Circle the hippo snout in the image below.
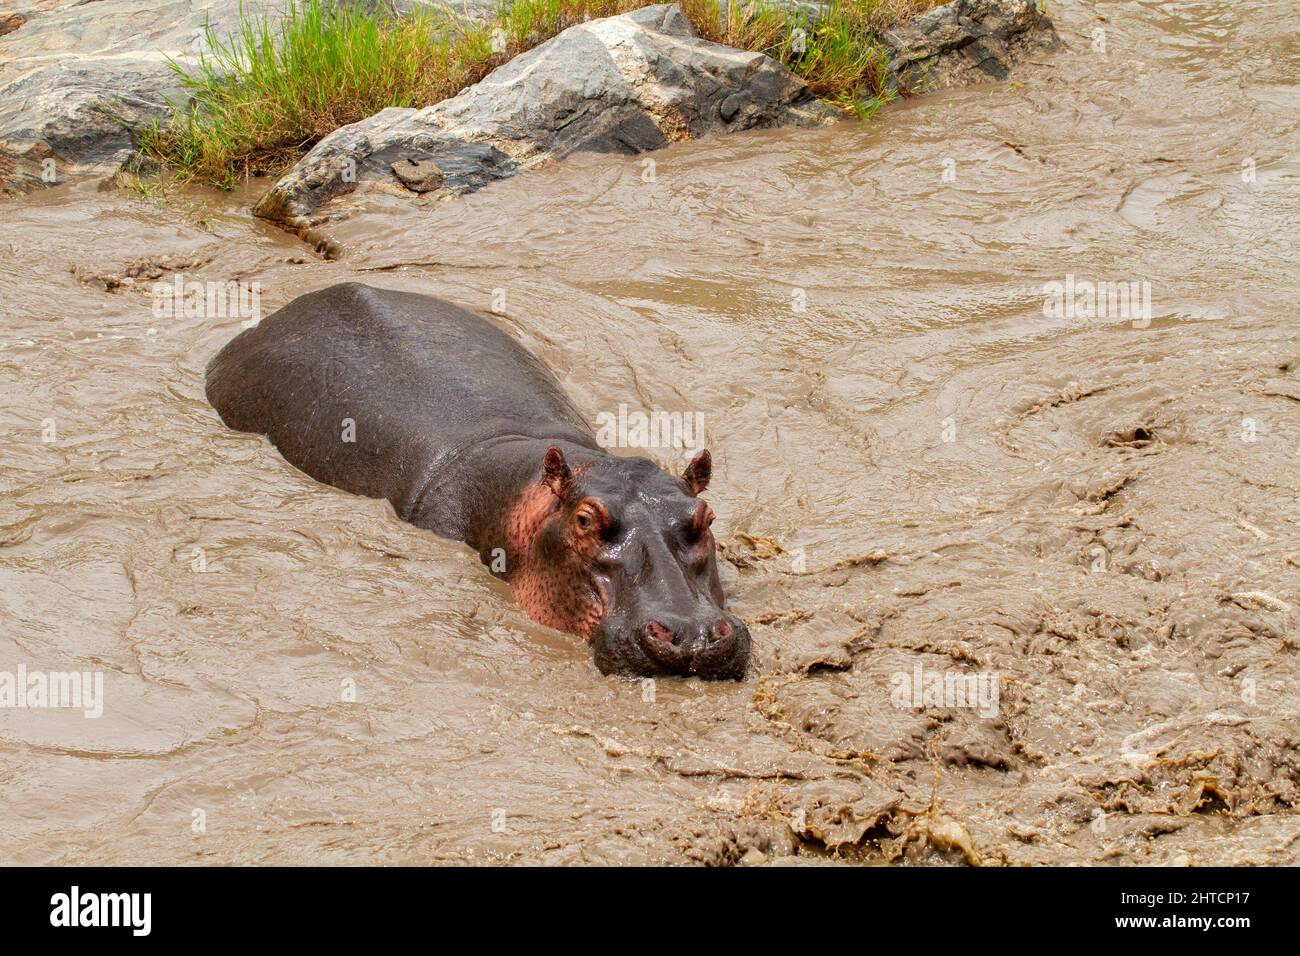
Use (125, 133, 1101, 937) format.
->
(590, 606, 750, 679)
(636, 613, 751, 679)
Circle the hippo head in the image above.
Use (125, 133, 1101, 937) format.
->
(505, 446, 751, 679)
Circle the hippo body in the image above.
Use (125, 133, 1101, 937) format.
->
(208, 282, 596, 542)
(206, 282, 750, 678)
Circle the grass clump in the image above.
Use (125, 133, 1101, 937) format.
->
(140, 0, 940, 189)
(682, 0, 922, 116)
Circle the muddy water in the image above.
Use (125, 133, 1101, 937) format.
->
(2, 0, 1297, 864)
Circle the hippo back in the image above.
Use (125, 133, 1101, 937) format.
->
(205, 282, 596, 517)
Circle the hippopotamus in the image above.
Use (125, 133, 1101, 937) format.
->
(205, 282, 751, 678)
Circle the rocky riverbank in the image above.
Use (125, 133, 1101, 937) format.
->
(0, 0, 1057, 201)
(0, 0, 476, 190)
(255, 1, 1057, 233)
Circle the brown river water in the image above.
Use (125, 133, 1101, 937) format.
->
(1, 0, 1297, 864)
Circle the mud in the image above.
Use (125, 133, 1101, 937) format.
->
(1, 0, 1297, 864)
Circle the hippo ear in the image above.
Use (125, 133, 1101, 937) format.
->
(543, 446, 574, 500)
(681, 449, 712, 496)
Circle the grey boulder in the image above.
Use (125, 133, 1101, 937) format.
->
(253, 4, 835, 229)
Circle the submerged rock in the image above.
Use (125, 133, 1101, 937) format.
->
(253, 4, 834, 229)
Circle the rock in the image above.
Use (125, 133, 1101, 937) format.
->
(745, 0, 1055, 91)
(390, 158, 446, 192)
(0, 0, 282, 192)
(253, 4, 834, 229)
(882, 0, 1059, 91)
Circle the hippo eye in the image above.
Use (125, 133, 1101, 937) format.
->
(686, 503, 715, 540)
(572, 499, 611, 538)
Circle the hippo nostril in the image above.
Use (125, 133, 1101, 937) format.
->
(646, 620, 675, 644)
